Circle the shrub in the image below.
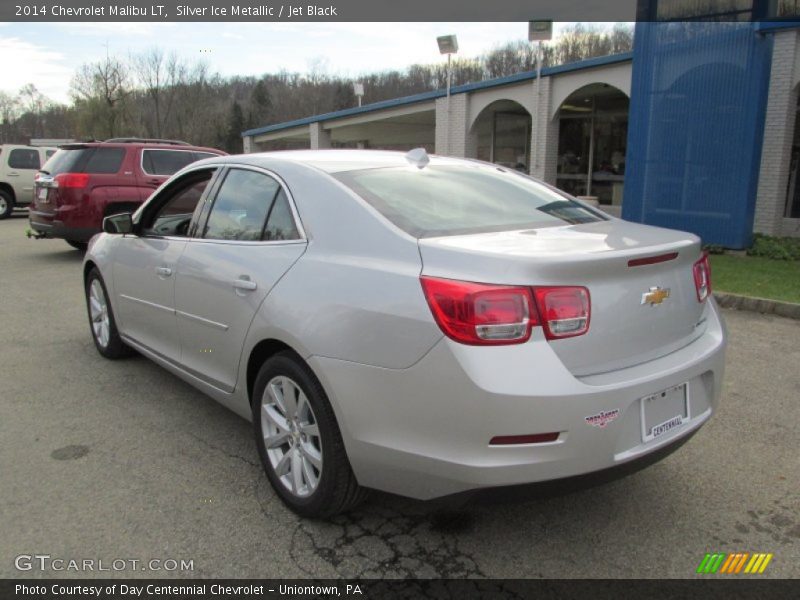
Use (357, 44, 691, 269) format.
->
(747, 234, 800, 261)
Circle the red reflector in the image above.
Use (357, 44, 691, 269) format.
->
(490, 432, 560, 445)
(628, 252, 679, 267)
(420, 276, 537, 345)
(55, 172, 90, 188)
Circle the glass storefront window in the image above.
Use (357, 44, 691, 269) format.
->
(556, 85, 629, 206)
(473, 101, 532, 173)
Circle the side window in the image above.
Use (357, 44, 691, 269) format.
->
(45, 150, 56, 160)
(203, 169, 280, 241)
(142, 150, 198, 176)
(264, 189, 300, 241)
(84, 148, 125, 174)
(8, 149, 40, 170)
(142, 170, 215, 237)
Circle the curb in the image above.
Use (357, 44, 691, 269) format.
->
(714, 292, 800, 320)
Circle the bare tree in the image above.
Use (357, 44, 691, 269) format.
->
(71, 55, 129, 138)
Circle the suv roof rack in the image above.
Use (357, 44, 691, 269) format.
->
(103, 138, 192, 146)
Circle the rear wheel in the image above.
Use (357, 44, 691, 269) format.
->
(253, 352, 366, 517)
(67, 240, 88, 251)
(85, 268, 133, 359)
(0, 190, 13, 219)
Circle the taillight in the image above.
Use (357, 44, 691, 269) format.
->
(55, 173, 89, 188)
(420, 277, 592, 345)
(532, 287, 591, 339)
(420, 276, 536, 345)
(693, 254, 712, 302)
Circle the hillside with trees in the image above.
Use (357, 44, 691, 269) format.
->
(0, 24, 633, 153)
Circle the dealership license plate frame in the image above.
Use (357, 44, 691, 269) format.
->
(640, 382, 690, 443)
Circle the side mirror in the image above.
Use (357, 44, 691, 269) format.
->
(103, 212, 134, 235)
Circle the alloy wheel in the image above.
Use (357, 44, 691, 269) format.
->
(89, 279, 111, 348)
(261, 375, 323, 498)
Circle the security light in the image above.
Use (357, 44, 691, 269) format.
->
(528, 21, 553, 42)
(437, 35, 458, 55)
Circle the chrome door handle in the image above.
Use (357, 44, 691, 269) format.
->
(232, 278, 257, 291)
(155, 266, 173, 277)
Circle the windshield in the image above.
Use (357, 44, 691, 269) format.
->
(334, 164, 605, 238)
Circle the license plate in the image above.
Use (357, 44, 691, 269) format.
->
(37, 187, 48, 202)
(640, 383, 689, 442)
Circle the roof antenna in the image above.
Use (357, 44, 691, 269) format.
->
(405, 148, 430, 169)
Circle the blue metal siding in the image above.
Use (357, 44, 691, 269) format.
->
(622, 22, 773, 248)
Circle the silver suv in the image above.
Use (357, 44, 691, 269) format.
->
(0, 145, 57, 219)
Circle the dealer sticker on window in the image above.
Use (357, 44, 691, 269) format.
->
(640, 383, 689, 443)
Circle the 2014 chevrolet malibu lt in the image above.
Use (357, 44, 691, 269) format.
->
(83, 150, 726, 517)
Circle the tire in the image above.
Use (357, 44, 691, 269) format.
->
(67, 240, 88, 251)
(253, 351, 367, 517)
(0, 190, 13, 219)
(85, 268, 134, 359)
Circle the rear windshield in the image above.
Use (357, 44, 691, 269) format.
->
(333, 165, 605, 238)
(41, 147, 125, 175)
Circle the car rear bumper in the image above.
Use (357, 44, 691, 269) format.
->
(310, 299, 726, 500)
(29, 210, 98, 242)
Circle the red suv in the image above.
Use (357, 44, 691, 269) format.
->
(29, 138, 226, 249)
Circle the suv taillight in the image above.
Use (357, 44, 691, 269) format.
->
(420, 277, 591, 345)
(693, 254, 712, 302)
(54, 173, 89, 189)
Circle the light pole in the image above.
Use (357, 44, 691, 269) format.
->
(528, 21, 552, 175)
(437, 34, 458, 155)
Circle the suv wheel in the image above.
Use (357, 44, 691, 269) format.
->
(67, 240, 88, 251)
(85, 268, 133, 359)
(253, 352, 366, 517)
(0, 190, 13, 219)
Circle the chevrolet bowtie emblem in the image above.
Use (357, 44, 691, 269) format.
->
(641, 286, 670, 306)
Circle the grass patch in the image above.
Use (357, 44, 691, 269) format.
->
(710, 255, 800, 304)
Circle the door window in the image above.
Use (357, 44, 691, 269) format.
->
(141, 170, 216, 237)
(142, 149, 213, 176)
(264, 189, 300, 241)
(8, 149, 40, 170)
(203, 169, 286, 241)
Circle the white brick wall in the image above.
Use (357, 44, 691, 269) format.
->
(528, 77, 558, 184)
(435, 94, 469, 156)
(754, 30, 798, 236)
(242, 136, 253, 153)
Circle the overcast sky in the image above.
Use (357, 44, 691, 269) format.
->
(0, 22, 622, 104)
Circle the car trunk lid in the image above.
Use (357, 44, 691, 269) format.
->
(418, 219, 708, 376)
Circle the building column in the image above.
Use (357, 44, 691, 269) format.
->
(530, 77, 557, 184)
(754, 29, 798, 236)
(435, 94, 469, 156)
(309, 122, 331, 149)
(242, 135, 253, 153)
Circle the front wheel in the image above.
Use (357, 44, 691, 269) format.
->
(253, 352, 366, 517)
(85, 268, 133, 359)
(0, 190, 13, 219)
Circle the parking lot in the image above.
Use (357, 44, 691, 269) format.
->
(1, 214, 798, 579)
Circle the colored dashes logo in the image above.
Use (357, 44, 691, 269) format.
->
(696, 552, 773, 574)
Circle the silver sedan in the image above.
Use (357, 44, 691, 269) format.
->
(83, 150, 726, 517)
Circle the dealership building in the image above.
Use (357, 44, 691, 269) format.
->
(243, 20, 800, 248)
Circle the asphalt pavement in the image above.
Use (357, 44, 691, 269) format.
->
(1, 214, 798, 579)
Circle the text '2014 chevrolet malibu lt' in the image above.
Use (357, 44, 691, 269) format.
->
(83, 149, 725, 517)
